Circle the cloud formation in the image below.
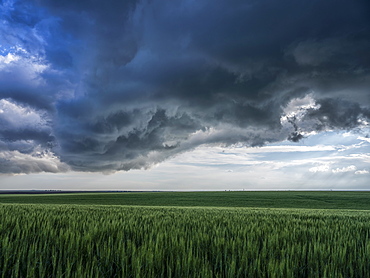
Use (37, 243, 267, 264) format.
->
(0, 0, 369, 173)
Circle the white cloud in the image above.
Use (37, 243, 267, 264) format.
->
(0, 99, 49, 129)
(0, 46, 49, 84)
(0, 53, 20, 65)
(247, 145, 336, 153)
(282, 94, 319, 117)
(309, 164, 330, 173)
(332, 165, 357, 173)
(358, 136, 370, 143)
(280, 94, 321, 135)
(0, 148, 70, 174)
(336, 143, 365, 152)
(349, 153, 370, 163)
(355, 170, 369, 175)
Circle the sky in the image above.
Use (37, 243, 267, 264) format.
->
(0, 0, 369, 190)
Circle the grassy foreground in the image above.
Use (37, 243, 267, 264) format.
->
(1, 191, 370, 209)
(1, 192, 369, 277)
(1, 204, 369, 277)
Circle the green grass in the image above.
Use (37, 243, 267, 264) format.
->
(1, 192, 369, 277)
(1, 191, 370, 210)
(0, 204, 369, 277)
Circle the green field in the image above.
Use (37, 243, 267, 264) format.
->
(1, 191, 370, 209)
(1, 191, 370, 277)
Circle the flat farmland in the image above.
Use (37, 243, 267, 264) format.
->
(1, 191, 370, 209)
(0, 191, 369, 277)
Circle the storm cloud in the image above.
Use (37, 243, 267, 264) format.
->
(0, 0, 369, 173)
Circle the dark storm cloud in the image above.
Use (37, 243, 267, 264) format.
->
(305, 98, 370, 131)
(0, 0, 370, 173)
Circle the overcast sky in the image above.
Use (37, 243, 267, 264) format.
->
(0, 0, 369, 190)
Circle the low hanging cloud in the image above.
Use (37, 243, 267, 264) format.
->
(332, 165, 357, 174)
(0, 0, 370, 174)
(355, 170, 369, 175)
(0, 149, 70, 174)
(309, 164, 330, 173)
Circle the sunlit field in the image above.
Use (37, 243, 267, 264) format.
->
(1, 192, 370, 277)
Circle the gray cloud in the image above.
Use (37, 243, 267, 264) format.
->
(0, 0, 369, 173)
(0, 149, 69, 174)
(305, 98, 370, 131)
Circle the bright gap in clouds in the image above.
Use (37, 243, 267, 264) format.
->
(2, 129, 369, 191)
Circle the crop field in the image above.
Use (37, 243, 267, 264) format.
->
(0, 192, 370, 277)
(1, 191, 370, 209)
